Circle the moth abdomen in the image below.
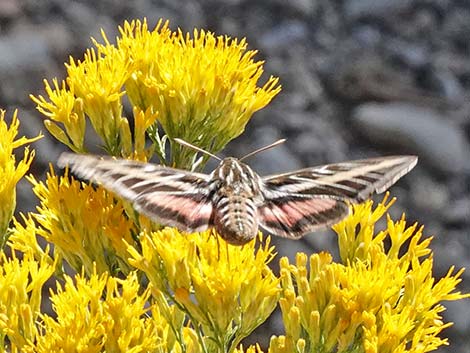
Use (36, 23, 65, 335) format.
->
(214, 196, 259, 245)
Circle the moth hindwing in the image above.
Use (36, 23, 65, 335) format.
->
(58, 150, 417, 245)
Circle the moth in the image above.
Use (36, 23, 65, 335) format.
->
(58, 139, 417, 245)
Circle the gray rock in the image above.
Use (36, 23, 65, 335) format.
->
(408, 170, 450, 213)
(385, 38, 430, 69)
(0, 25, 59, 105)
(285, 0, 318, 16)
(0, 28, 51, 74)
(352, 25, 382, 47)
(60, 2, 116, 45)
(352, 103, 470, 174)
(259, 21, 309, 51)
(445, 300, 470, 333)
(236, 126, 303, 175)
(443, 197, 470, 226)
(432, 69, 466, 105)
(267, 0, 318, 17)
(344, 0, 413, 21)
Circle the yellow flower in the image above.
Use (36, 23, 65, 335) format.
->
(273, 196, 469, 353)
(30, 44, 138, 157)
(26, 167, 138, 276)
(30, 78, 86, 152)
(31, 19, 280, 168)
(127, 229, 280, 352)
(8, 214, 54, 266)
(0, 110, 41, 247)
(121, 19, 281, 167)
(0, 252, 55, 352)
(29, 270, 163, 353)
(66, 43, 131, 155)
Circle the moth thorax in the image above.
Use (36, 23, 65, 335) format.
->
(214, 196, 259, 246)
(216, 158, 259, 186)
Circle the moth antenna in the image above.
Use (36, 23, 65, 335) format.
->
(240, 139, 286, 161)
(173, 138, 222, 161)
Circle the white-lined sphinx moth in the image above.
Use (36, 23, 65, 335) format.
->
(58, 139, 417, 245)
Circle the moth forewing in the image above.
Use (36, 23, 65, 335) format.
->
(58, 152, 215, 233)
(258, 155, 417, 239)
(366, 156, 418, 193)
(262, 155, 417, 202)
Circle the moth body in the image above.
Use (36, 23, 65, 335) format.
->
(210, 157, 263, 245)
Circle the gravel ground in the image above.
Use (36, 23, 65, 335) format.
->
(0, 1, 469, 352)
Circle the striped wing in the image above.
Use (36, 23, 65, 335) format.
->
(58, 153, 214, 232)
(259, 155, 417, 238)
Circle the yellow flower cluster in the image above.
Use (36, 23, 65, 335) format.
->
(120, 20, 281, 167)
(12, 168, 138, 276)
(128, 229, 280, 352)
(0, 110, 41, 247)
(11, 198, 280, 352)
(270, 196, 469, 353)
(0, 252, 54, 352)
(30, 271, 163, 352)
(31, 19, 280, 168)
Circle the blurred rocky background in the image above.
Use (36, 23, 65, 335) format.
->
(0, 0, 468, 351)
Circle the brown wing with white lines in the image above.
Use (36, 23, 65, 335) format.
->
(58, 153, 214, 232)
(258, 156, 417, 238)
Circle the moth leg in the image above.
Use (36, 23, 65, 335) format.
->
(209, 228, 222, 261)
(225, 241, 230, 268)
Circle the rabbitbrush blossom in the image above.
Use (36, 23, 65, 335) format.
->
(0, 110, 41, 248)
(270, 196, 468, 353)
(127, 229, 280, 352)
(31, 18, 281, 168)
(0, 252, 55, 352)
(0, 18, 466, 353)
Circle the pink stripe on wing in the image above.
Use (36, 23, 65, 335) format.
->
(260, 198, 338, 227)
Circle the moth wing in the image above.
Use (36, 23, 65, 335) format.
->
(58, 153, 214, 232)
(263, 155, 417, 202)
(258, 195, 349, 238)
(132, 191, 214, 232)
(259, 155, 417, 238)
